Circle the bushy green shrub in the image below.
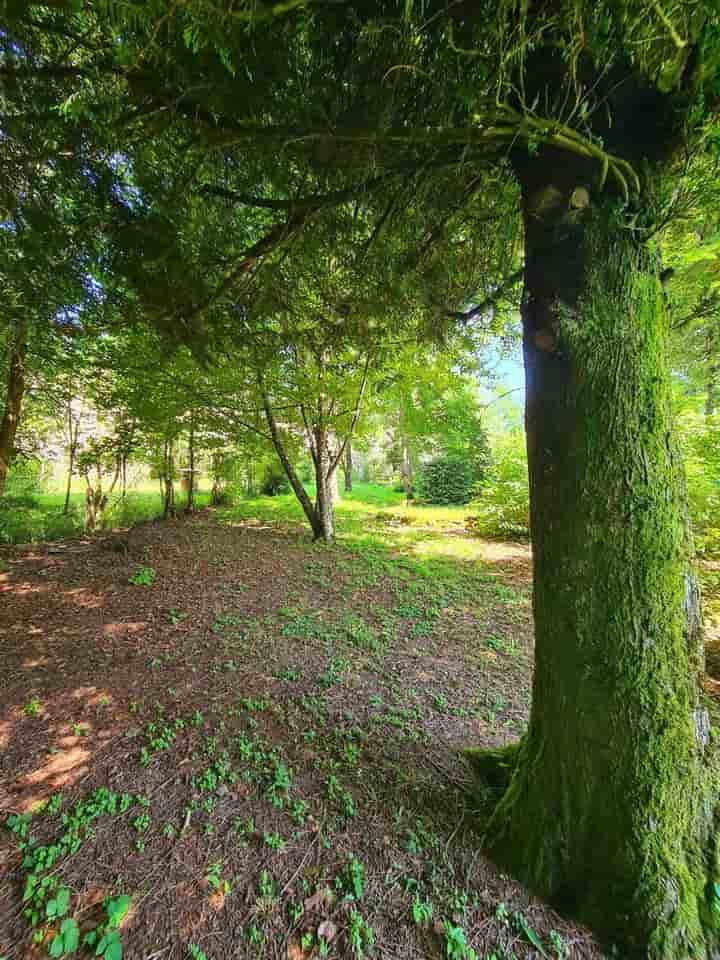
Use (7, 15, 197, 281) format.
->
(416, 455, 476, 504)
(4, 459, 44, 498)
(261, 460, 290, 496)
(675, 399, 720, 555)
(467, 429, 529, 539)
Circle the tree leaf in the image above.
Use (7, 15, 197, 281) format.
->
(106, 894, 131, 928)
(56, 888, 71, 917)
(60, 917, 80, 952)
(104, 937, 123, 960)
(49, 935, 64, 958)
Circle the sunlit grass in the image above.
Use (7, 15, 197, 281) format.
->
(0, 488, 211, 544)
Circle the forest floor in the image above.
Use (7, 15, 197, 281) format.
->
(0, 485, 608, 960)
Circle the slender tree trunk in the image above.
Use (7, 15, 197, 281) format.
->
(120, 455, 127, 500)
(706, 325, 719, 417)
(260, 387, 326, 540)
(0, 319, 28, 497)
(163, 439, 176, 519)
(211, 452, 223, 505)
(84, 485, 98, 532)
(186, 416, 195, 512)
(478, 179, 717, 957)
(64, 405, 80, 516)
(343, 441, 353, 492)
(399, 433, 413, 495)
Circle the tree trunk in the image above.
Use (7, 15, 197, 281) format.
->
(343, 441, 353, 492)
(64, 405, 80, 516)
(211, 452, 223, 505)
(163, 439, 176, 519)
(399, 434, 413, 495)
(84, 483, 107, 533)
(0, 319, 28, 497)
(480, 179, 718, 958)
(313, 453, 335, 544)
(706, 325, 719, 417)
(260, 387, 327, 541)
(186, 416, 195, 512)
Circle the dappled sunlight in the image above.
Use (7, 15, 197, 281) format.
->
(61, 588, 105, 610)
(20, 745, 92, 806)
(103, 621, 147, 639)
(22, 656, 50, 669)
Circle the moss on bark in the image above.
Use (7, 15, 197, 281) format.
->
(482, 190, 720, 959)
(464, 742, 521, 792)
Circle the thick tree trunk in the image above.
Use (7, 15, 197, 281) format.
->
(0, 319, 28, 497)
(313, 456, 335, 544)
(312, 428, 335, 543)
(481, 183, 718, 958)
(342, 441, 353, 492)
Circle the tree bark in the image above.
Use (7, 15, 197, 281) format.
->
(186, 415, 195, 512)
(64, 403, 80, 515)
(260, 386, 327, 540)
(706, 325, 719, 417)
(480, 177, 718, 958)
(342, 440, 353, 492)
(0, 319, 28, 497)
(313, 429, 335, 543)
(163, 438, 176, 519)
(399, 433, 413, 495)
(211, 451, 224, 505)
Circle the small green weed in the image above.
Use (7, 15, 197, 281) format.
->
(129, 566, 155, 586)
(23, 697, 41, 718)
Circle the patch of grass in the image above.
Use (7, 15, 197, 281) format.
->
(0, 488, 212, 544)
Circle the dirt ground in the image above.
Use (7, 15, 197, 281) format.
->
(0, 511, 604, 960)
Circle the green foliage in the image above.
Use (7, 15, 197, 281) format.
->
(442, 920, 477, 960)
(49, 918, 80, 957)
(467, 429, 529, 539)
(23, 697, 42, 718)
(83, 895, 132, 960)
(260, 460, 290, 496)
(410, 895, 433, 926)
(4, 460, 45, 498)
(416, 456, 477, 505)
(129, 566, 156, 586)
(347, 908, 374, 958)
(675, 393, 720, 554)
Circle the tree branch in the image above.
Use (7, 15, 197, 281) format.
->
(447, 269, 523, 323)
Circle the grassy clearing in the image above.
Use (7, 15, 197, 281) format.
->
(0, 488, 212, 545)
(0, 486, 599, 960)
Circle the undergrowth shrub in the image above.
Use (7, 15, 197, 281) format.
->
(416, 455, 476, 505)
(261, 460, 290, 496)
(467, 429, 529, 539)
(675, 398, 720, 555)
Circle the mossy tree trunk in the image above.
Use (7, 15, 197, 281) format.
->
(0, 318, 28, 497)
(484, 167, 719, 958)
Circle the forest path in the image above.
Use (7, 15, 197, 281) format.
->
(0, 506, 602, 960)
